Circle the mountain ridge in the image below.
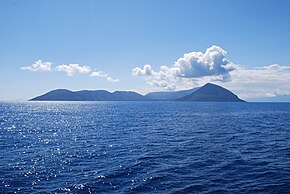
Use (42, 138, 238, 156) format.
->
(30, 83, 245, 102)
(145, 87, 199, 100)
(30, 89, 149, 101)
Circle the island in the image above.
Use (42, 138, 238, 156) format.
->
(30, 83, 245, 102)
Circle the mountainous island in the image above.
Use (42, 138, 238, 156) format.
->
(30, 83, 245, 102)
(177, 83, 244, 102)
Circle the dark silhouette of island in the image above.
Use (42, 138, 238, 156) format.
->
(30, 83, 245, 102)
(177, 83, 244, 102)
(145, 87, 199, 100)
(30, 89, 149, 101)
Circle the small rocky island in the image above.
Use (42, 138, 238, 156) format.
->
(30, 83, 245, 102)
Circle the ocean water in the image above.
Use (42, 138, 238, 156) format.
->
(0, 102, 289, 193)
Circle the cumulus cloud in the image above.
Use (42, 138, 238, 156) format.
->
(132, 45, 237, 90)
(106, 76, 120, 83)
(173, 45, 237, 78)
(21, 60, 52, 72)
(132, 64, 153, 76)
(90, 71, 107, 78)
(55, 64, 91, 76)
(256, 64, 290, 70)
(90, 71, 120, 83)
(90, 71, 119, 83)
(21, 60, 120, 83)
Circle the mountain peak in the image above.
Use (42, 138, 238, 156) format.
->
(204, 83, 215, 86)
(177, 83, 244, 102)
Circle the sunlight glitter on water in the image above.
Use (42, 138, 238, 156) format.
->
(0, 102, 290, 193)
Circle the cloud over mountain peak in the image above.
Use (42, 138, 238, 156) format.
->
(132, 45, 237, 90)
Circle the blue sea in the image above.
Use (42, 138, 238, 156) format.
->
(0, 102, 289, 193)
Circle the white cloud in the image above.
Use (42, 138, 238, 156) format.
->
(173, 45, 237, 78)
(132, 64, 180, 90)
(21, 60, 52, 72)
(55, 64, 91, 76)
(90, 71, 119, 83)
(90, 71, 107, 78)
(106, 76, 120, 83)
(132, 45, 237, 90)
(222, 65, 290, 99)
(132, 64, 153, 76)
(256, 64, 290, 70)
(21, 60, 120, 83)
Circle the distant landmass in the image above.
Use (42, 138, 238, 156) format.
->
(145, 88, 199, 100)
(177, 83, 245, 102)
(30, 89, 149, 101)
(30, 83, 245, 102)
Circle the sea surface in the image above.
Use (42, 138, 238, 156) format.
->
(0, 102, 289, 193)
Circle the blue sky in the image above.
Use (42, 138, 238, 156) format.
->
(1, 0, 290, 100)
